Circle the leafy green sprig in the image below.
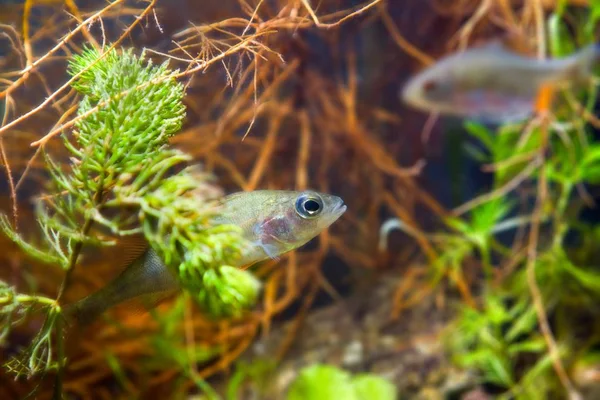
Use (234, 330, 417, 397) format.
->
(0, 46, 260, 385)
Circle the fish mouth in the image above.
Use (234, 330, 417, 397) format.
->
(332, 200, 347, 217)
(401, 85, 431, 111)
(400, 78, 421, 104)
(400, 82, 413, 103)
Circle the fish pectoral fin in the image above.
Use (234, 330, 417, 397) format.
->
(256, 241, 281, 261)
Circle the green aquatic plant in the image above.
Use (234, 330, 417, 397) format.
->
(0, 46, 259, 392)
(145, 296, 223, 399)
(441, 198, 515, 278)
(351, 374, 398, 400)
(447, 293, 553, 399)
(439, 5, 600, 399)
(286, 364, 397, 400)
(226, 358, 278, 399)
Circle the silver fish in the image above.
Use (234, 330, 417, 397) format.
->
(401, 42, 599, 123)
(67, 190, 346, 324)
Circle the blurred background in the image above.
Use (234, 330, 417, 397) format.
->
(1, 0, 599, 399)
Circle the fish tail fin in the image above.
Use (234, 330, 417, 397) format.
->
(572, 43, 600, 80)
(584, 42, 600, 65)
(593, 42, 600, 69)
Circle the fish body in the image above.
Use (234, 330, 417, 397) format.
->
(401, 42, 599, 122)
(67, 190, 346, 324)
(67, 249, 180, 325)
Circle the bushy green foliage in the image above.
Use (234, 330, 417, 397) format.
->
(145, 297, 223, 399)
(286, 364, 397, 400)
(226, 358, 278, 399)
(0, 46, 259, 387)
(447, 294, 553, 399)
(195, 265, 262, 318)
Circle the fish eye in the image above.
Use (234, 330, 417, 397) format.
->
(423, 80, 438, 92)
(295, 194, 323, 219)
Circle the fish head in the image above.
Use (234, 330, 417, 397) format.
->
(288, 190, 347, 242)
(400, 46, 503, 115)
(400, 64, 456, 113)
(400, 44, 539, 121)
(248, 190, 346, 258)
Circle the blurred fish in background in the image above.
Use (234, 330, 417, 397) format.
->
(401, 42, 600, 122)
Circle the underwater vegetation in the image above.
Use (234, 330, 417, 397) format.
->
(287, 364, 397, 400)
(0, 42, 345, 396)
(1, 43, 255, 388)
(1, 0, 600, 399)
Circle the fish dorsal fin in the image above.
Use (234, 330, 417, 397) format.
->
(69, 234, 149, 300)
(112, 234, 149, 271)
(478, 39, 507, 53)
(478, 38, 536, 58)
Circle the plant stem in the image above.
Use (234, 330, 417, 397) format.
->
(55, 182, 104, 304)
(0, 294, 55, 306)
(480, 245, 493, 280)
(51, 215, 92, 400)
(52, 315, 65, 400)
(52, 183, 104, 400)
(54, 216, 94, 304)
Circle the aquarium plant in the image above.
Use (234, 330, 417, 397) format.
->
(436, 5, 600, 400)
(0, 46, 260, 394)
(287, 364, 397, 400)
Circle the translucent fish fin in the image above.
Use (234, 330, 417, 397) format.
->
(140, 289, 179, 311)
(118, 289, 180, 318)
(82, 234, 149, 278)
(480, 39, 505, 51)
(571, 43, 600, 82)
(113, 234, 149, 270)
(66, 288, 179, 326)
(256, 241, 281, 261)
(475, 39, 512, 55)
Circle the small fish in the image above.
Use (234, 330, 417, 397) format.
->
(401, 42, 600, 123)
(66, 190, 346, 324)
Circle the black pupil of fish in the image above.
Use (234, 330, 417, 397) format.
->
(423, 80, 437, 92)
(303, 199, 320, 213)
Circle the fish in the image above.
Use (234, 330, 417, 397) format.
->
(65, 190, 346, 324)
(400, 42, 600, 123)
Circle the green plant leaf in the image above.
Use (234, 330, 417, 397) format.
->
(505, 303, 538, 343)
(351, 374, 397, 400)
(287, 364, 357, 400)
